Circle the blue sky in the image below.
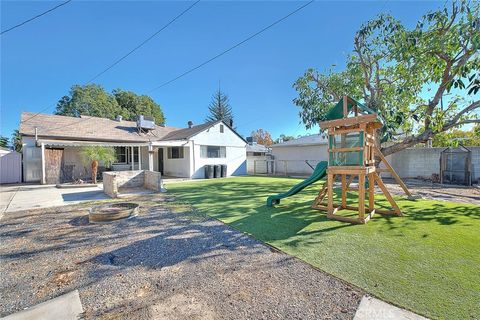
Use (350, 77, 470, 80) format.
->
(1, 0, 446, 140)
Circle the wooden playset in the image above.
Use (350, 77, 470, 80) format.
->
(311, 96, 411, 224)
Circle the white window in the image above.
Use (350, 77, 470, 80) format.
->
(168, 147, 184, 159)
(200, 146, 226, 158)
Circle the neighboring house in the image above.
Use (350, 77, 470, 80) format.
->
(19, 113, 247, 184)
(246, 143, 271, 174)
(270, 134, 328, 175)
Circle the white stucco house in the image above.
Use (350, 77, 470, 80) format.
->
(270, 134, 328, 175)
(19, 112, 247, 184)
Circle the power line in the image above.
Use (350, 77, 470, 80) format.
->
(1, 0, 73, 36)
(20, 0, 200, 126)
(149, 0, 315, 92)
(86, 0, 201, 84)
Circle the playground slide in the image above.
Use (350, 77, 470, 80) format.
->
(266, 161, 328, 207)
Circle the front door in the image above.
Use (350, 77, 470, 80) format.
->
(158, 148, 164, 174)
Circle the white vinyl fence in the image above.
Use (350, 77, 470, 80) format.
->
(0, 150, 22, 184)
(252, 159, 321, 176)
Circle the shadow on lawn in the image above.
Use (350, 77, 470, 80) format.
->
(171, 179, 480, 238)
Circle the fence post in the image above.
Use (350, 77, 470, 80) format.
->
(254, 160, 257, 175)
(284, 160, 288, 176)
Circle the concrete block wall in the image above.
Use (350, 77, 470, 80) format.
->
(103, 170, 162, 197)
(102, 172, 118, 198)
(144, 171, 162, 191)
(381, 146, 480, 183)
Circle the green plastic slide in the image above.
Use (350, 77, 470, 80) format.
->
(266, 161, 328, 207)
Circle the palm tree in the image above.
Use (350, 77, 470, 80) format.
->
(11, 130, 22, 152)
(81, 146, 116, 183)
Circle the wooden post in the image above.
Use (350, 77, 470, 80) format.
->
(341, 174, 347, 208)
(343, 95, 348, 118)
(358, 173, 365, 221)
(327, 173, 334, 215)
(368, 172, 374, 211)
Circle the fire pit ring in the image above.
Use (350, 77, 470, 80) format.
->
(89, 202, 139, 223)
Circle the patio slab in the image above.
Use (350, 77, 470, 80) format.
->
(354, 296, 428, 320)
(1, 290, 83, 320)
(1, 184, 108, 214)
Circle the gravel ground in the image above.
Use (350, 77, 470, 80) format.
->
(0, 194, 363, 319)
(383, 178, 480, 205)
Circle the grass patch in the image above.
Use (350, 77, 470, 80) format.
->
(167, 176, 480, 319)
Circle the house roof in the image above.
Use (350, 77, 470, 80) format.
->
(271, 134, 328, 148)
(162, 120, 247, 143)
(246, 143, 271, 153)
(19, 113, 247, 144)
(19, 112, 180, 142)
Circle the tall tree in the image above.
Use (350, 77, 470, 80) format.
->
(113, 89, 166, 125)
(55, 84, 166, 125)
(293, 0, 479, 157)
(0, 136, 9, 148)
(251, 129, 274, 146)
(55, 84, 122, 119)
(11, 130, 22, 152)
(205, 89, 234, 123)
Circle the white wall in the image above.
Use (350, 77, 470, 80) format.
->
(271, 144, 328, 175)
(163, 146, 191, 178)
(190, 122, 246, 178)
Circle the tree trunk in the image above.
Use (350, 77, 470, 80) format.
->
(380, 129, 433, 157)
(91, 160, 98, 184)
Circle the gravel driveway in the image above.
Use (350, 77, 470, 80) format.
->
(0, 195, 363, 319)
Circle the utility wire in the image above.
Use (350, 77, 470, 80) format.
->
(86, 0, 200, 84)
(149, 0, 314, 92)
(1, 0, 73, 36)
(20, 0, 200, 126)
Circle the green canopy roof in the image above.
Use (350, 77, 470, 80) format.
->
(324, 96, 377, 121)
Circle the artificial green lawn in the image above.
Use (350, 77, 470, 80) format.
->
(167, 176, 480, 319)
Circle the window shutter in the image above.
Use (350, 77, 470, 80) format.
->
(220, 147, 226, 158)
(179, 147, 184, 158)
(200, 146, 207, 158)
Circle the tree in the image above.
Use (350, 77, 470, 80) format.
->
(275, 134, 295, 144)
(113, 89, 165, 125)
(11, 130, 22, 152)
(251, 129, 274, 146)
(293, 0, 479, 157)
(80, 146, 116, 184)
(205, 89, 234, 123)
(432, 128, 480, 147)
(55, 84, 122, 119)
(0, 136, 8, 148)
(55, 84, 166, 125)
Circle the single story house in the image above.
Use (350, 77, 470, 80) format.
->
(270, 134, 328, 175)
(19, 113, 247, 184)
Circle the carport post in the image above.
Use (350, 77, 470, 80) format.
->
(148, 144, 153, 171)
(41, 143, 46, 184)
(138, 146, 141, 170)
